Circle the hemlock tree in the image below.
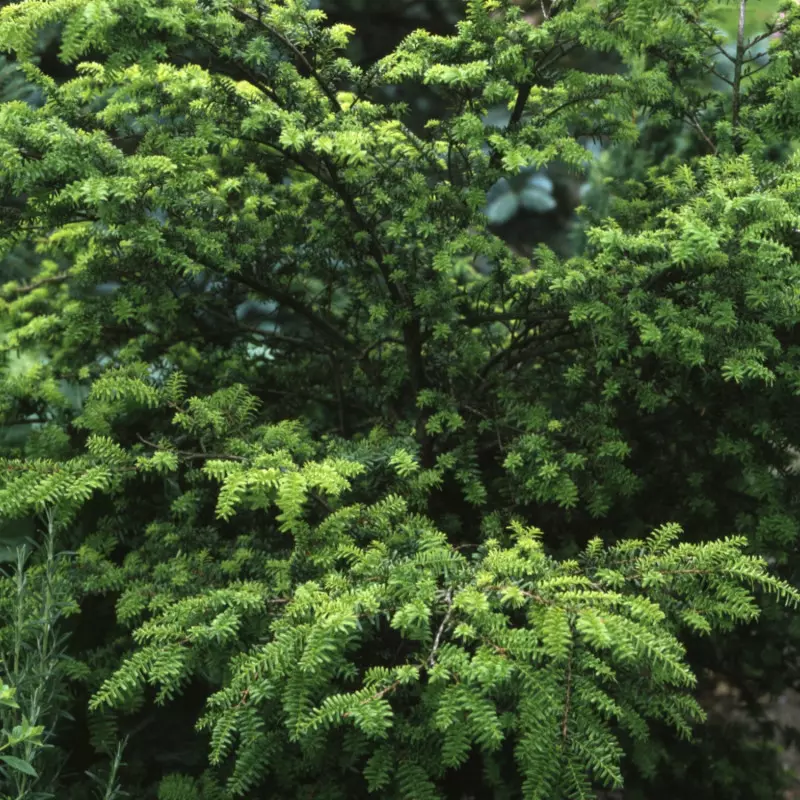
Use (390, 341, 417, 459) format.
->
(1, 0, 800, 798)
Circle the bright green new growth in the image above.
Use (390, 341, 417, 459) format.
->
(1, 0, 800, 797)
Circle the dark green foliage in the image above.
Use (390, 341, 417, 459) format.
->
(1, 0, 800, 797)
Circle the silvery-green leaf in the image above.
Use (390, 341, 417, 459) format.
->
(519, 186, 557, 213)
(485, 192, 519, 225)
(525, 173, 554, 193)
(485, 177, 512, 205)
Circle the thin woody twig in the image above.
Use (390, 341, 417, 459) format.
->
(341, 680, 402, 718)
(684, 111, 718, 155)
(562, 653, 573, 741)
(1, 274, 69, 299)
(136, 434, 249, 462)
(230, 5, 342, 112)
(731, 0, 747, 136)
(136, 435, 335, 511)
(708, 64, 735, 87)
(683, 14, 736, 63)
(428, 589, 454, 669)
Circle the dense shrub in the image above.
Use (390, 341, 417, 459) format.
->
(2, 0, 800, 797)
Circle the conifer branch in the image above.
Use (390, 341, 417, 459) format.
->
(230, 4, 343, 112)
(750, 24, 786, 46)
(708, 65, 735, 87)
(476, 329, 577, 392)
(318, 157, 431, 462)
(184, 30, 284, 106)
(683, 14, 737, 64)
(731, 0, 748, 140)
(742, 60, 772, 81)
(136, 435, 249, 463)
(1, 274, 69, 298)
(508, 84, 532, 131)
(198, 305, 334, 353)
(227, 270, 357, 353)
(684, 110, 718, 155)
(562, 652, 573, 742)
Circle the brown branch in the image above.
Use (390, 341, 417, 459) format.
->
(182, 32, 283, 107)
(199, 304, 334, 353)
(489, 585, 550, 605)
(428, 589, 454, 669)
(658, 60, 719, 154)
(2, 416, 48, 426)
(136, 434, 249, 463)
(357, 336, 404, 360)
(487, 32, 586, 169)
(535, 39, 583, 79)
(1, 274, 69, 299)
(509, 84, 532, 130)
(230, 5, 342, 112)
(682, 14, 736, 63)
(628, 568, 714, 579)
(462, 308, 569, 327)
(318, 157, 431, 462)
(708, 65, 735, 87)
(230, 269, 357, 353)
(684, 111, 718, 155)
(397, 122, 449, 176)
(476, 328, 577, 393)
(342, 680, 402, 718)
(742, 60, 773, 81)
(750, 22, 787, 47)
(731, 0, 747, 139)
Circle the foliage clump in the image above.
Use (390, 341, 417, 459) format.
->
(2, 0, 800, 797)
